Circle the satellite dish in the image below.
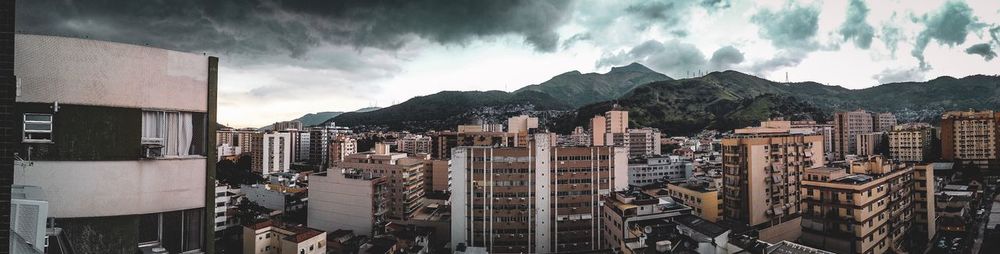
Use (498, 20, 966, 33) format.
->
(644, 226, 653, 234)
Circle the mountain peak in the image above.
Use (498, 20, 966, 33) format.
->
(608, 62, 656, 74)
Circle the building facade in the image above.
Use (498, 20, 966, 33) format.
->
(506, 115, 539, 134)
(940, 110, 1000, 170)
(308, 169, 387, 237)
(272, 120, 303, 131)
(252, 132, 292, 175)
(396, 134, 432, 155)
(627, 156, 692, 186)
(855, 132, 886, 157)
(658, 177, 723, 222)
(13, 34, 215, 252)
(450, 134, 629, 253)
(329, 135, 358, 166)
(332, 151, 427, 220)
(600, 190, 692, 253)
(243, 220, 326, 254)
(799, 156, 915, 254)
(889, 123, 937, 162)
(722, 125, 824, 243)
(834, 110, 876, 160)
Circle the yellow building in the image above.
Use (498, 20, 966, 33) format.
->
(650, 177, 723, 222)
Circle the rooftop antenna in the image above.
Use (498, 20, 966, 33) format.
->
(786, 72, 789, 83)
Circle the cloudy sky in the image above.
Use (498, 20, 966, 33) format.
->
(16, 0, 1000, 127)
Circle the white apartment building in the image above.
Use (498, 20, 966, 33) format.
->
(627, 155, 693, 186)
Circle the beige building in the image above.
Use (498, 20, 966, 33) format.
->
(243, 220, 326, 254)
(834, 110, 875, 160)
(426, 159, 450, 193)
(590, 109, 629, 147)
(722, 123, 824, 243)
(889, 123, 937, 162)
(251, 132, 292, 175)
(873, 112, 898, 132)
(606, 110, 629, 134)
(591, 115, 608, 146)
(272, 120, 304, 131)
(449, 134, 629, 253)
(307, 169, 387, 237)
(328, 135, 357, 165)
(855, 132, 886, 157)
(655, 177, 723, 222)
(332, 150, 426, 220)
(913, 163, 937, 245)
(506, 115, 539, 134)
(395, 134, 432, 155)
(800, 156, 915, 254)
(941, 110, 1000, 169)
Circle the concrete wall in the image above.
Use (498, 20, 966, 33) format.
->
(308, 173, 375, 236)
(13, 159, 206, 218)
(14, 34, 208, 112)
(449, 148, 469, 252)
(533, 136, 551, 253)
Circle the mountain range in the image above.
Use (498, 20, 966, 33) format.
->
(261, 107, 380, 130)
(323, 63, 1000, 135)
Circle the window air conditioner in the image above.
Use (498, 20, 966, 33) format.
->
(142, 143, 164, 159)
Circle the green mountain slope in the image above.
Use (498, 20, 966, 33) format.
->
(514, 62, 672, 108)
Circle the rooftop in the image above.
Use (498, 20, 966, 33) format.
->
(766, 241, 835, 254)
(674, 214, 728, 237)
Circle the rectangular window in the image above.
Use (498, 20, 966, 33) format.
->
(23, 113, 53, 142)
(142, 111, 197, 157)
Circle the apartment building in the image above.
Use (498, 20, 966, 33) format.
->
(940, 110, 1000, 170)
(450, 134, 629, 253)
(592, 115, 608, 146)
(506, 115, 539, 134)
(590, 109, 628, 146)
(627, 156, 692, 186)
(800, 156, 915, 254)
(559, 126, 591, 147)
(426, 159, 450, 193)
(215, 184, 242, 235)
(218, 128, 258, 155)
(12, 34, 215, 252)
(889, 123, 937, 162)
(332, 149, 427, 220)
(834, 110, 876, 160)
(654, 176, 723, 222)
(243, 220, 326, 254)
(611, 128, 662, 158)
(855, 132, 886, 157)
(329, 135, 358, 165)
(396, 134, 432, 155)
(272, 120, 303, 131)
(251, 132, 292, 175)
(722, 124, 824, 243)
(308, 169, 388, 237)
(912, 163, 937, 246)
(308, 123, 352, 168)
(242, 184, 307, 214)
(600, 190, 693, 253)
(873, 112, 898, 132)
(429, 131, 511, 159)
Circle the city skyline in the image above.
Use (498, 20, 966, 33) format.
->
(14, 0, 1000, 127)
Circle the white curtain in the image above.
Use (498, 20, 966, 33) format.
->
(143, 111, 194, 156)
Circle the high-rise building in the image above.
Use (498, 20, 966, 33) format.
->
(722, 124, 824, 243)
(855, 131, 886, 157)
(506, 115, 539, 134)
(591, 115, 607, 146)
(889, 123, 937, 162)
(834, 110, 876, 160)
(272, 120, 303, 131)
(654, 176, 724, 222)
(940, 110, 1000, 170)
(308, 123, 352, 168)
(252, 132, 292, 175)
(600, 190, 693, 253)
(873, 112, 898, 132)
(590, 109, 628, 147)
(912, 163, 937, 247)
(13, 34, 215, 252)
(429, 131, 511, 159)
(217, 128, 258, 155)
(450, 134, 628, 253)
(396, 134, 432, 155)
(625, 128, 662, 158)
(328, 135, 357, 165)
(308, 168, 388, 237)
(332, 150, 426, 221)
(800, 156, 915, 254)
(627, 155, 692, 186)
(291, 130, 311, 163)
(605, 110, 628, 134)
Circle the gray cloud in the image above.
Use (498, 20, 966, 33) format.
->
(625, 1, 685, 30)
(701, 0, 732, 10)
(839, 0, 875, 49)
(16, 0, 574, 59)
(872, 67, 925, 84)
(880, 21, 904, 56)
(749, 50, 809, 76)
(561, 33, 592, 49)
(751, 2, 821, 49)
(965, 43, 997, 61)
(911, 1, 979, 68)
(597, 40, 708, 78)
(709, 46, 745, 70)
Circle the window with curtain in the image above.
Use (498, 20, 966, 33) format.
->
(142, 111, 195, 157)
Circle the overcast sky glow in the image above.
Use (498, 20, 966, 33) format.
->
(16, 0, 1000, 127)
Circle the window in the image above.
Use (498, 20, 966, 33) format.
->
(23, 113, 53, 142)
(142, 111, 196, 157)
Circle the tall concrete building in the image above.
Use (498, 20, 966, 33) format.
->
(308, 123, 352, 169)
(627, 155, 692, 186)
(591, 115, 607, 146)
(800, 156, 915, 254)
(590, 109, 628, 147)
(450, 134, 628, 253)
(722, 123, 824, 243)
(13, 34, 215, 252)
(889, 123, 937, 162)
(290, 130, 311, 163)
(308, 168, 387, 237)
(506, 115, 539, 134)
(332, 150, 426, 221)
(252, 132, 292, 175)
(855, 132, 886, 157)
(912, 163, 937, 246)
(217, 128, 257, 155)
(272, 120, 303, 131)
(940, 110, 1000, 170)
(395, 134, 432, 155)
(328, 135, 357, 165)
(834, 110, 876, 160)
(873, 112, 898, 132)
(605, 110, 628, 134)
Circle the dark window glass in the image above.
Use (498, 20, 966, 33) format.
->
(138, 213, 160, 243)
(162, 211, 183, 252)
(184, 209, 204, 251)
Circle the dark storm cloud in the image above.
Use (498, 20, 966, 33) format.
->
(839, 0, 875, 49)
(700, 0, 732, 10)
(597, 40, 708, 77)
(16, 0, 574, 59)
(561, 33, 592, 49)
(751, 2, 821, 49)
(911, 1, 979, 68)
(625, 1, 684, 29)
(965, 43, 997, 61)
(709, 46, 745, 70)
(749, 50, 809, 75)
